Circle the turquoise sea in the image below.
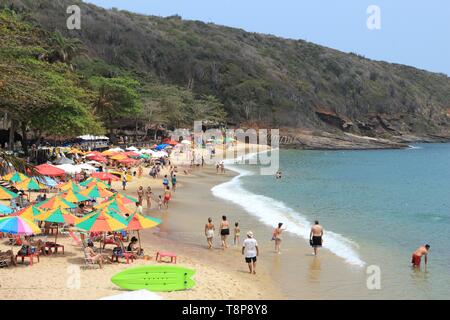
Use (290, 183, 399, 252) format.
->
(213, 143, 450, 299)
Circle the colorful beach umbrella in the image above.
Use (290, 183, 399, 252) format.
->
(91, 172, 120, 181)
(76, 210, 127, 233)
(125, 212, 161, 250)
(108, 193, 137, 205)
(15, 178, 46, 191)
(0, 185, 18, 200)
(118, 158, 136, 165)
(80, 177, 101, 186)
(0, 203, 13, 215)
(95, 199, 134, 215)
(35, 163, 66, 177)
(57, 181, 81, 192)
(2, 172, 29, 183)
(110, 154, 128, 161)
(10, 205, 44, 219)
(35, 208, 79, 243)
(38, 196, 77, 210)
(80, 185, 114, 199)
(61, 190, 90, 203)
(0, 216, 41, 235)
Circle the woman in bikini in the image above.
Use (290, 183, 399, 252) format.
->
(145, 186, 153, 208)
(219, 215, 230, 249)
(234, 222, 241, 246)
(273, 222, 287, 254)
(163, 186, 171, 209)
(137, 186, 144, 204)
(204, 217, 215, 249)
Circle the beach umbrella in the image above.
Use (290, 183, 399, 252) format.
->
(68, 148, 84, 155)
(61, 190, 90, 203)
(55, 164, 81, 174)
(38, 196, 77, 210)
(15, 178, 46, 191)
(95, 199, 134, 215)
(10, 205, 44, 219)
(36, 176, 58, 188)
(75, 163, 97, 173)
(57, 181, 81, 193)
(84, 180, 110, 190)
(54, 157, 75, 165)
(125, 146, 139, 152)
(35, 207, 79, 244)
(0, 203, 13, 215)
(163, 139, 179, 146)
(110, 154, 128, 161)
(155, 144, 170, 151)
(80, 177, 101, 186)
(138, 154, 150, 159)
(0, 216, 41, 235)
(35, 163, 66, 177)
(108, 193, 137, 205)
(76, 210, 127, 252)
(118, 158, 136, 165)
(0, 185, 18, 200)
(80, 185, 114, 199)
(108, 147, 124, 152)
(124, 151, 140, 157)
(2, 172, 29, 183)
(125, 212, 161, 250)
(86, 155, 107, 163)
(91, 172, 120, 181)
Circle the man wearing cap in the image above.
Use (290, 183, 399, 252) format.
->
(242, 231, 259, 274)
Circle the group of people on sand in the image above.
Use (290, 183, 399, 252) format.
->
(203, 216, 325, 274)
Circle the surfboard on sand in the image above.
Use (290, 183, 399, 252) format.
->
(111, 265, 196, 292)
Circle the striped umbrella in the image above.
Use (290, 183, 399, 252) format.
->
(15, 178, 46, 191)
(57, 181, 81, 193)
(95, 199, 134, 215)
(0, 216, 41, 235)
(76, 210, 127, 233)
(110, 154, 128, 161)
(79, 177, 101, 187)
(61, 190, 90, 203)
(38, 196, 77, 210)
(35, 208, 79, 243)
(125, 212, 161, 250)
(0, 203, 13, 215)
(80, 185, 114, 199)
(0, 185, 18, 200)
(2, 172, 29, 183)
(110, 193, 137, 205)
(85, 180, 110, 190)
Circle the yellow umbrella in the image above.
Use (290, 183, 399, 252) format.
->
(110, 154, 128, 160)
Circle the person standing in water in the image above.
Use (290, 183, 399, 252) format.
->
(276, 170, 282, 179)
(204, 218, 215, 249)
(242, 231, 259, 274)
(411, 244, 430, 268)
(234, 222, 241, 246)
(310, 220, 323, 256)
(272, 222, 287, 253)
(219, 215, 230, 249)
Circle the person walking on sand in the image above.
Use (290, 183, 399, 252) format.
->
(171, 174, 177, 192)
(234, 222, 241, 246)
(310, 220, 323, 256)
(272, 222, 287, 253)
(137, 166, 143, 179)
(411, 244, 430, 268)
(242, 231, 259, 274)
(137, 186, 144, 204)
(134, 202, 143, 215)
(145, 186, 152, 208)
(205, 217, 215, 249)
(219, 215, 230, 249)
(121, 175, 127, 191)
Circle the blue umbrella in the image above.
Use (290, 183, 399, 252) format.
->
(155, 144, 170, 151)
(36, 176, 58, 188)
(0, 203, 13, 215)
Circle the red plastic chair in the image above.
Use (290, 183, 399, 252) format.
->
(16, 252, 40, 266)
(156, 251, 177, 264)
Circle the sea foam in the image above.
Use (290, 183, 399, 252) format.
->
(212, 153, 365, 267)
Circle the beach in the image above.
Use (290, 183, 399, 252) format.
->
(0, 144, 285, 300)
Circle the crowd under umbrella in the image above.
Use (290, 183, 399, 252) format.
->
(0, 185, 18, 200)
(57, 181, 82, 193)
(34, 208, 79, 245)
(76, 210, 127, 253)
(125, 212, 161, 251)
(2, 172, 29, 183)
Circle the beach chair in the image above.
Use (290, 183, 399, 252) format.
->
(111, 240, 135, 264)
(15, 251, 40, 266)
(156, 251, 177, 264)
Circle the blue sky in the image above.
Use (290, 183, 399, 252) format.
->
(86, 0, 450, 75)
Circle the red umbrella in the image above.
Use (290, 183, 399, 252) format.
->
(35, 164, 66, 177)
(124, 151, 140, 157)
(163, 139, 179, 146)
(91, 172, 120, 181)
(87, 155, 107, 163)
(118, 158, 136, 164)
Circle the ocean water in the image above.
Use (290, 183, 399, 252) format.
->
(213, 144, 450, 299)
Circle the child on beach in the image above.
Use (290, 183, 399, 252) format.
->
(234, 222, 240, 246)
(163, 186, 172, 209)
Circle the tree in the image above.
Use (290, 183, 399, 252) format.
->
(49, 31, 85, 67)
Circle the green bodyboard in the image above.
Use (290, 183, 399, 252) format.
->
(111, 265, 196, 292)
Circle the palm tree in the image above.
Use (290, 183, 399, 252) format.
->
(49, 31, 85, 66)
